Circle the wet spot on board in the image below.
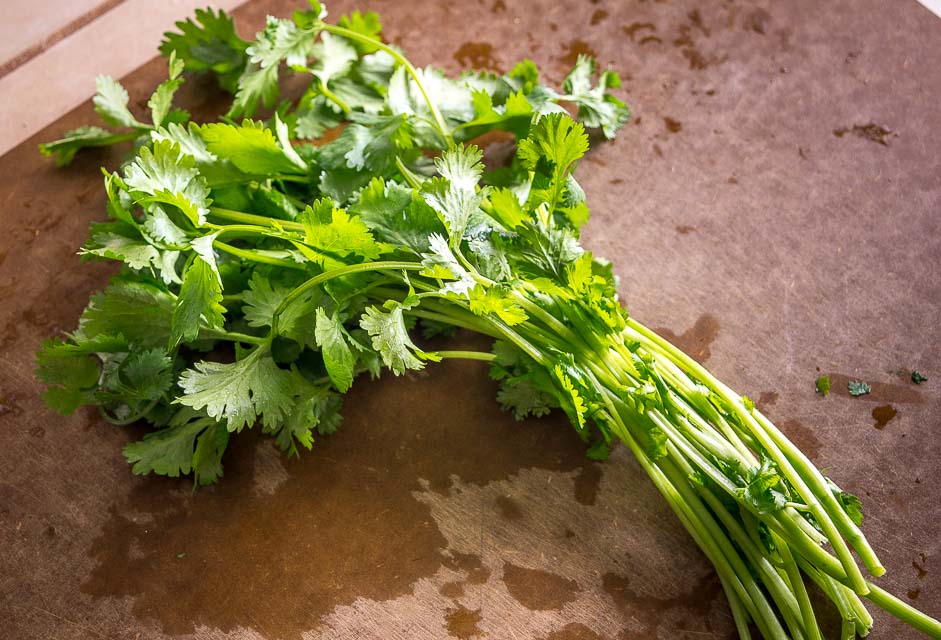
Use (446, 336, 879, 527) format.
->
(439, 581, 465, 598)
(622, 22, 657, 42)
(602, 570, 721, 635)
(914, 554, 928, 579)
(490, 0, 506, 13)
(453, 42, 502, 73)
(590, 10, 608, 26)
(652, 144, 664, 158)
(80, 354, 591, 638)
(541, 622, 604, 639)
(757, 391, 779, 411)
(654, 314, 720, 364)
(445, 605, 483, 639)
(663, 117, 682, 133)
(442, 550, 491, 585)
(743, 8, 771, 34)
(496, 494, 524, 520)
(909, 587, 922, 601)
(872, 404, 897, 429)
(559, 40, 599, 68)
(833, 124, 893, 146)
(778, 419, 822, 460)
(573, 463, 602, 506)
(826, 373, 923, 404)
(502, 562, 580, 610)
(727, 176, 739, 184)
(675, 225, 696, 235)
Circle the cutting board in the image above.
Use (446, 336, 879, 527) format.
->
(1, 0, 939, 638)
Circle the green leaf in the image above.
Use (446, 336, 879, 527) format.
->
(561, 55, 630, 139)
(487, 187, 528, 231)
(738, 457, 787, 515)
(36, 338, 101, 414)
(911, 370, 928, 384)
(124, 415, 214, 478)
(123, 140, 211, 225)
(825, 477, 864, 526)
(848, 380, 871, 397)
(228, 63, 280, 118)
(360, 302, 435, 375)
(80, 279, 176, 348)
(97, 348, 174, 416)
(519, 113, 588, 213)
(39, 126, 135, 166)
(351, 178, 444, 253)
(336, 10, 382, 54)
(94, 76, 146, 129)
(82, 222, 162, 271)
(467, 285, 527, 325)
(421, 233, 476, 296)
(815, 375, 831, 396)
(421, 145, 487, 242)
(454, 90, 533, 142)
(148, 52, 186, 127)
(311, 32, 358, 86)
(159, 7, 248, 93)
(192, 421, 230, 485)
(315, 308, 356, 391)
(170, 253, 226, 348)
(177, 346, 299, 431)
(200, 120, 306, 175)
(298, 199, 385, 266)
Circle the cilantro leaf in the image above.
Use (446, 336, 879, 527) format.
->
(177, 346, 299, 431)
(170, 250, 226, 348)
(80, 278, 175, 349)
(360, 302, 437, 375)
(912, 371, 928, 384)
(200, 119, 307, 175)
(815, 375, 831, 396)
(160, 7, 248, 93)
(560, 55, 630, 139)
(39, 127, 137, 166)
(315, 308, 356, 392)
(336, 11, 383, 54)
(848, 380, 871, 397)
(94, 76, 146, 129)
(297, 199, 384, 266)
(124, 414, 216, 478)
(123, 140, 211, 226)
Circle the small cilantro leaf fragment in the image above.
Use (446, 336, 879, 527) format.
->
(911, 371, 928, 384)
(848, 380, 871, 397)
(815, 374, 831, 396)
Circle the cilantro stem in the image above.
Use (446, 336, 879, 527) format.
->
(214, 241, 305, 270)
(321, 24, 452, 145)
(271, 260, 424, 335)
(202, 328, 267, 345)
(436, 350, 497, 362)
(210, 207, 305, 232)
(315, 78, 351, 114)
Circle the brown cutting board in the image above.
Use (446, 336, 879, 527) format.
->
(1, 1, 939, 638)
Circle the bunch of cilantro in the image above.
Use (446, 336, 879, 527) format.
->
(35, 3, 941, 638)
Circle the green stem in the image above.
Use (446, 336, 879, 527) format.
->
(210, 206, 305, 232)
(214, 241, 305, 270)
(322, 24, 452, 145)
(315, 78, 351, 113)
(436, 350, 496, 362)
(864, 583, 941, 638)
(271, 261, 423, 335)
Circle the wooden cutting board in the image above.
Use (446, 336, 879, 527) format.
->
(1, 1, 939, 638)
